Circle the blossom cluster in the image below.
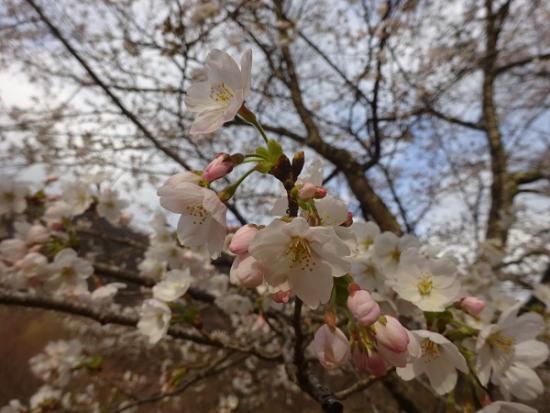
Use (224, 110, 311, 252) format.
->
(1, 48, 547, 412)
(0, 178, 129, 302)
(142, 48, 547, 411)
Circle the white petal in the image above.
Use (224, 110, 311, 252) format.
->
(514, 340, 549, 368)
(288, 260, 333, 309)
(240, 49, 252, 97)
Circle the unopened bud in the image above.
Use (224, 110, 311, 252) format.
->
(203, 153, 235, 182)
(298, 183, 327, 200)
(291, 151, 305, 179)
(459, 296, 486, 316)
(347, 287, 380, 327)
(229, 225, 258, 255)
(341, 211, 353, 227)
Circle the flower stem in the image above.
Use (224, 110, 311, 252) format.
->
(238, 104, 269, 144)
(218, 167, 256, 201)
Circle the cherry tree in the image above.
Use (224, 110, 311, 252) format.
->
(0, 0, 548, 412)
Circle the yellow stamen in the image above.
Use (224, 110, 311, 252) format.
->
(421, 338, 440, 360)
(209, 82, 234, 104)
(417, 274, 433, 296)
(487, 332, 513, 353)
(286, 236, 314, 272)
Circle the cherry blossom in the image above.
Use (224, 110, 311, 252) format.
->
(476, 304, 548, 400)
(185, 49, 252, 135)
(397, 330, 468, 395)
(373, 232, 419, 274)
(97, 188, 129, 224)
(152, 269, 192, 302)
(313, 324, 350, 368)
(0, 180, 28, 216)
(249, 217, 350, 308)
(46, 248, 93, 295)
(158, 172, 227, 258)
(389, 251, 461, 312)
(137, 298, 172, 344)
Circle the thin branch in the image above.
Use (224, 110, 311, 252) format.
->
(0, 289, 280, 361)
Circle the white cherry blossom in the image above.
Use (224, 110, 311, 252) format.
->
(249, 217, 350, 308)
(137, 298, 172, 344)
(46, 248, 93, 294)
(476, 304, 547, 400)
(158, 172, 227, 258)
(62, 180, 94, 214)
(389, 251, 461, 312)
(351, 221, 380, 253)
(185, 49, 252, 135)
(90, 282, 126, 305)
(97, 188, 129, 224)
(397, 330, 468, 395)
(153, 269, 192, 302)
(373, 232, 419, 274)
(0, 180, 28, 216)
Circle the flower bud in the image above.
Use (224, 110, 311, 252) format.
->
(373, 316, 409, 353)
(347, 286, 380, 326)
(459, 296, 486, 316)
(229, 253, 264, 288)
(377, 329, 420, 368)
(229, 225, 258, 255)
(313, 324, 350, 369)
(298, 182, 327, 200)
(341, 211, 353, 227)
(203, 153, 234, 182)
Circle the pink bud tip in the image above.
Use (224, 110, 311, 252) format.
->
(374, 316, 409, 353)
(347, 289, 380, 326)
(341, 211, 353, 227)
(203, 153, 234, 182)
(229, 225, 258, 255)
(460, 296, 486, 316)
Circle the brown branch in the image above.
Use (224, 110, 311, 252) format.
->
(0, 289, 279, 361)
(111, 353, 246, 413)
(494, 52, 550, 77)
(288, 298, 343, 413)
(334, 377, 378, 400)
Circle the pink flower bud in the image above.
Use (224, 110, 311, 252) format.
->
(460, 296, 486, 316)
(377, 329, 420, 368)
(352, 349, 389, 376)
(298, 183, 327, 200)
(313, 325, 350, 369)
(347, 287, 380, 326)
(229, 225, 258, 255)
(203, 153, 234, 182)
(373, 316, 409, 353)
(341, 211, 353, 227)
(229, 253, 264, 288)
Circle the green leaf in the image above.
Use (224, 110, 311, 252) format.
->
(332, 276, 351, 308)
